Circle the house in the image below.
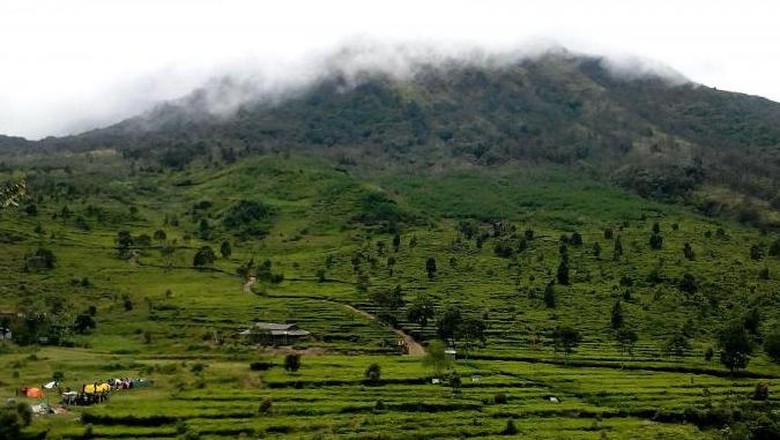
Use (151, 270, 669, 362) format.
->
(239, 322, 311, 345)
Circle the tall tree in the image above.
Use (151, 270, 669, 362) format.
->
(553, 326, 581, 364)
(436, 306, 462, 346)
(615, 328, 638, 360)
(610, 300, 624, 329)
(718, 323, 753, 375)
(425, 257, 437, 280)
(407, 294, 435, 329)
(193, 246, 216, 267)
(613, 235, 624, 261)
(220, 240, 232, 258)
(422, 339, 452, 377)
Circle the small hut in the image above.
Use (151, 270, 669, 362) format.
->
(240, 322, 311, 345)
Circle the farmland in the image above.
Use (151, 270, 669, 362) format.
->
(1, 151, 779, 439)
(4, 54, 780, 439)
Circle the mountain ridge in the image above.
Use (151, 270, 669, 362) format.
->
(2, 51, 780, 225)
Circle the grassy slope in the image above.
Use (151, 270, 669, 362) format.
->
(1, 153, 779, 439)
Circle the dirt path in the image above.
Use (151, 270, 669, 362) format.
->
(341, 304, 426, 356)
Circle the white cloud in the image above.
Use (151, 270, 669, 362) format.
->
(1, 0, 779, 139)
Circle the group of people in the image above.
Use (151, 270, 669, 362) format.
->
(60, 378, 145, 407)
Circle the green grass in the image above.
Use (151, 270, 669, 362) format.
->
(1, 153, 779, 438)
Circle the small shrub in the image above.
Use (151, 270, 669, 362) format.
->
(284, 354, 301, 373)
(364, 363, 382, 386)
(752, 382, 769, 401)
(501, 418, 518, 435)
(258, 398, 273, 414)
(494, 392, 508, 404)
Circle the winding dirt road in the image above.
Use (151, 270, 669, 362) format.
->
(341, 304, 426, 356)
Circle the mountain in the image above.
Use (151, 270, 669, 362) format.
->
(13, 51, 778, 227)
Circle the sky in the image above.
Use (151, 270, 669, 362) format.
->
(1, 0, 779, 139)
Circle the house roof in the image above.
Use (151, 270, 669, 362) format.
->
(252, 322, 299, 331)
(238, 322, 310, 337)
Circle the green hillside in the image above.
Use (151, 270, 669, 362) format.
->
(1, 52, 780, 439)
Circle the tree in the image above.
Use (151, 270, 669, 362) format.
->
(456, 219, 480, 240)
(552, 326, 581, 364)
(116, 230, 134, 257)
(392, 233, 401, 252)
(24, 247, 56, 270)
(652, 222, 661, 234)
(501, 418, 518, 436)
(570, 232, 583, 246)
(556, 259, 570, 285)
(370, 285, 405, 320)
(750, 244, 764, 260)
(743, 308, 761, 337)
(615, 328, 638, 359)
(765, 330, 780, 364)
(284, 354, 301, 373)
(683, 242, 695, 261)
(592, 242, 601, 258)
(423, 339, 452, 377)
(407, 294, 435, 329)
(610, 300, 624, 329)
(769, 238, 780, 257)
(425, 257, 437, 280)
(604, 228, 613, 240)
(364, 363, 382, 385)
(665, 331, 692, 357)
(448, 371, 462, 393)
(0, 402, 32, 440)
(153, 229, 167, 242)
(613, 235, 623, 261)
(718, 323, 753, 375)
(543, 282, 556, 308)
(197, 218, 212, 240)
(458, 317, 487, 357)
(193, 246, 216, 267)
(220, 240, 232, 258)
(678, 273, 698, 295)
(73, 314, 96, 334)
(436, 306, 463, 345)
(649, 232, 663, 250)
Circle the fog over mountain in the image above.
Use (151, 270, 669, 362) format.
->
(2, 0, 780, 139)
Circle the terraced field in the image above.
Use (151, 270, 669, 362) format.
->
(6, 351, 776, 439)
(2, 154, 780, 439)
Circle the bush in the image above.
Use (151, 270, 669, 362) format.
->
(284, 354, 301, 373)
(24, 247, 56, 270)
(752, 382, 769, 401)
(221, 200, 275, 238)
(258, 397, 273, 414)
(764, 331, 780, 364)
(501, 418, 518, 435)
(364, 363, 382, 385)
(493, 392, 508, 404)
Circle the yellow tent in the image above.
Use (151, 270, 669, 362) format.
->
(83, 383, 111, 394)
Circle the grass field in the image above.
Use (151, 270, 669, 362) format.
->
(1, 153, 779, 439)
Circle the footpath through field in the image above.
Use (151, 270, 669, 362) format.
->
(339, 303, 426, 356)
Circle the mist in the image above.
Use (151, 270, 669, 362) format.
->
(2, 0, 779, 139)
